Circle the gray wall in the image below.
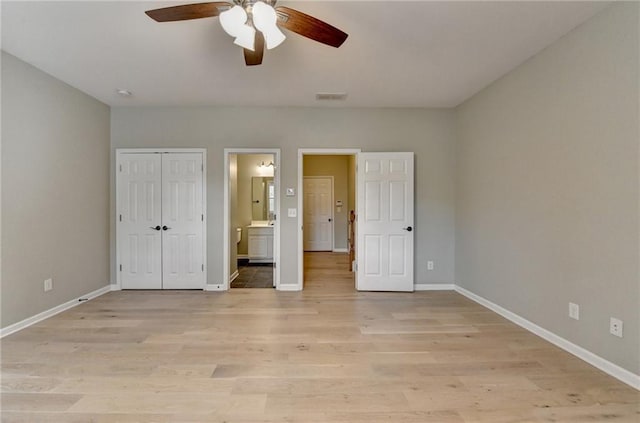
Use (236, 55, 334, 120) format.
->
(1, 52, 111, 327)
(111, 107, 457, 287)
(303, 155, 352, 251)
(455, 3, 639, 374)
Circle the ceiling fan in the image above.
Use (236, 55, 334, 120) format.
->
(145, 0, 348, 66)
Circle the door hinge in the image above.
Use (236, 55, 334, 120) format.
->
(119, 264, 122, 271)
(201, 164, 204, 171)
(273, 262, 276, 269)
(202, 264, 204, 272)
(119, 164, 122, 172)
(354, 263, 358, 271)
(201, 214, 204, 221)
(119, 214, 122, 222)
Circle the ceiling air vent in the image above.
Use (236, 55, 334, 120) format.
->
(316, 92, 348, 101)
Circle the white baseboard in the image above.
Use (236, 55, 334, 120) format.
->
(204, 284, 225, 291)
(229, 270, 239, 283)
(237, 254, 248, 260)
(414, 284, 455, 291)
(332, 248, 349, 253)
(0, 285, 112, 338)
(454, 285, 640, 390)
(277, 284, 302, 291)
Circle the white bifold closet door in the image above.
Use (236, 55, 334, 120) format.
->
(118, 152, 204, 290)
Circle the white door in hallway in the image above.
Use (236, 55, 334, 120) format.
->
(303, 177, 333, 251)
(356, 153, 414, 292)
(117, 151, 205, 290)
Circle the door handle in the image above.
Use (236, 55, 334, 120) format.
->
(403, 226, 413, 232)
(150, 225, 161, 231)
(162, 226, 171, 231)
(328, 218, 332, 222)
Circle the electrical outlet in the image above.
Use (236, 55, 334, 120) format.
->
(427, 261, 434, 271)
(610, 317, 623, 338)
(44, 278, 53, 292)
(569, 302, 580, 320)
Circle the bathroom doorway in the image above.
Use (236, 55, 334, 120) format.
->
(223, 149, 280, 289)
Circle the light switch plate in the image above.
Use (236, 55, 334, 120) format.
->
(288, 208, 297, 218)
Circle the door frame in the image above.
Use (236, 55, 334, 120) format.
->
(222, 148, 281, 291)
(303, 176, 334, 252)
(297, 148, 361, 290)
(115, 148, 207, 290)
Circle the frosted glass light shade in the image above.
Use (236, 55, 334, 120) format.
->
(219, 5, 255, 51)
(232, 25, 256, 51)
(252, 1, 286, 50)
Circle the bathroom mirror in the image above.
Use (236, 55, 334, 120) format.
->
(251, 177, 275, 221)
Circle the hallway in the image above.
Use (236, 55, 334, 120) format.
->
(303, 252, 354, 292)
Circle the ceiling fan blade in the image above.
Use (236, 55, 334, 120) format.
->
(275, 6, 348, 48)
(145, 2, 233, 22)
(244, 32, 265, 66)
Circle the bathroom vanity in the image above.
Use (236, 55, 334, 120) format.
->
(247, 222, 274, 263)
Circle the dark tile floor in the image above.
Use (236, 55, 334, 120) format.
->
(230, 262, 274, 288)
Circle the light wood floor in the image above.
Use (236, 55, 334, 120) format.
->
(1, 252, 638, 422)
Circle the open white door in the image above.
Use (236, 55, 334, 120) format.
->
(119, 154, 163, 289)
(356, 153, 414, 291)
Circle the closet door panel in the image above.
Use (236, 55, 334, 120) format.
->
(118, 154, 163, 289)
(161, 153, 205, 289)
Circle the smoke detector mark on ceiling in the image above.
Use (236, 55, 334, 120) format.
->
(116, 89, 133, 97)
(316, 92, 347, 101)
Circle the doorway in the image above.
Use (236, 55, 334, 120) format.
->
(116, 149, 207, 290)
(298, 150, 416, 292)
(223, 149, 280, 290)
(298, 149, 360, 289)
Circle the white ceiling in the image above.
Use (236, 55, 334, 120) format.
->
(2, 1, 608, 108)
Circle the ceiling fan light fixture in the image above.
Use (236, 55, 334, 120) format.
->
(219, 5, 255, 50)
(233, 25, 256, 51)
(145, 2, 349, 66)
(252, 1, 286, 50)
